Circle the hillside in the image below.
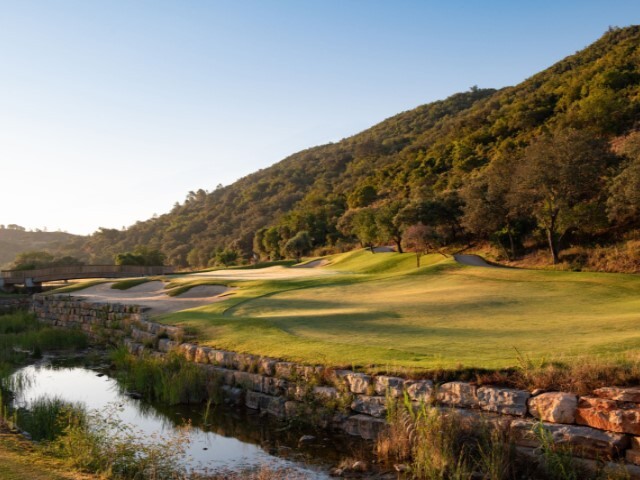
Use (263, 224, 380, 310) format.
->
(0, 227, 84, 269)
(82, 26, 640, 270)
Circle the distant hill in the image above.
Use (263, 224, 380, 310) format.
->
(0, 227, 84, 269)
(82, 26, 640, 270)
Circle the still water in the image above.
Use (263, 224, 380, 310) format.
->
(10, 360, 371, 478)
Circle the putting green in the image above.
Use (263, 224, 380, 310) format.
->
(159, 250, 640, 372)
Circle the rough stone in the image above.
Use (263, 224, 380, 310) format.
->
(374, 376, 404, 398)
(313, 386, 339, 402)
(259, 358, 277, 376)
(511, 419, 630, 460)
(341, 414, 387, 440)
(233, 371, 264, 392)
(437, 382, 479, 408)
(594, 387, 640, 404)
(351, 395, 386, 418)
(528, 392, 577, 424)
(263, 376, 288, 396)
(343, 372, 372, 394)
(194, 346, 212, 364)
(245, 391, 271, 411)
(405, 380, 435, 403)
(476, 386, 530, 416)
(576, 396, 640, 435)
(221, 385, 244, 406)
(627, 449, 640, 466)
(275, 362, 296, 379)
(179, 343, 198, 362)
(157, 338, 178, 353)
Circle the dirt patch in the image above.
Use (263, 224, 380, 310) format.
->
(70, 281, 232, 315)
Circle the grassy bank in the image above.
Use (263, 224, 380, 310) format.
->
(0, 311, 87, 378)
(157, 250, 640, 376)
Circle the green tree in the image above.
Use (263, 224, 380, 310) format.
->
(283, 231, 313, 262)
(460, 159, 522, 259)
(608, 131, 640, 226)
(375, 200, 408, 253)
(509, 130, 611, 264)
(12, 251, 55, 270)
(347, 185, 377, 208)
(403, 223, 439, 267)
(214, 248, 239, 267)
(262, 226, 282, 260)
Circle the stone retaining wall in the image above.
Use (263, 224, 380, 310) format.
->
(0, 296, 30, 314)
(30, 294, 640, 476)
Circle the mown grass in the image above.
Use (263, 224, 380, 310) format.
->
(110, 278, 155, 290)
(157, 249, 640, 379)
(46, 280, 109, 294)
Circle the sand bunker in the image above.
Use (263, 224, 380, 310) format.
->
(293, 259, 329, 268)
(191, 265, 338, 280)
(71, 281, 232, 315)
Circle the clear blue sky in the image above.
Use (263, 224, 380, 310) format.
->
(1, 1, 638, 235)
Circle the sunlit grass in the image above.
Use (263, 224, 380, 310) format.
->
(156, 249, 640, 373)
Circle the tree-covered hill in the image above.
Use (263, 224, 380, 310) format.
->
(0, 226, 84, 269)
(82, 26, 640, 270)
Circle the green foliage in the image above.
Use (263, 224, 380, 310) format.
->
(49, 402, 190, 479)
(75, 26, 640, 269)
(17, 396, 86, 442)
(213, 248, 239, 267)
(0, 311, 88, 377)
(110, 347, 208, 405)
(10, 251, 84, 271)
(114, 246, 165, 266)
(283, 231, 313, 261)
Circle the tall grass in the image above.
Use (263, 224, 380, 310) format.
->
(377, 395, 517, 480)
(16, 395, 86, 442)
(51, 403, 191, 479)
(111, 347, 208, 405)
(0, 310, 87, 383)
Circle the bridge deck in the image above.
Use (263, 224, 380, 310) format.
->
(0, 265, 175, 286)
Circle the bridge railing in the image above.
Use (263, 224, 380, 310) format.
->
(0, 265, 175, 284)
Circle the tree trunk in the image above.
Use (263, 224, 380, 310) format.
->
(508, 231, 516, 260)
(395, 237, 403, 254)
(416, 252, 421, 268)
(547, 212, 560, 264)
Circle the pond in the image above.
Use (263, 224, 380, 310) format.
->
(9, 356, 374, 478)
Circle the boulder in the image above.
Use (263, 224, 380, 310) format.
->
(405, 380, 434, 403)
(344, 372, 372, 394)
(313, 386, 339, 402)
(477, 386, 530, 416)
(341, 414, 387, 440)
(576, 396, 640, 435)
(351, 395, 386, 418)
(594, 387, 640, 404)
(194, 346, 212, 364)
(510, 419, 629, 460)
(374, 376, 404, 398)
(528, 392, 577, 424)
(437, 382, 478, 408)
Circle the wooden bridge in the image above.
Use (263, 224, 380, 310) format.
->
(0, 265, 175, 291)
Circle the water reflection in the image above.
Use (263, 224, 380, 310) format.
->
(10, 362, 370, 477)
